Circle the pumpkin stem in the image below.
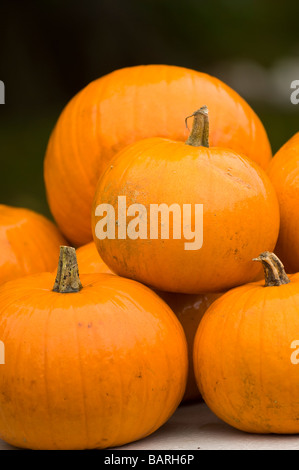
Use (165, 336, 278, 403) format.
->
(53, 246, 83, 293)
(253, 251, 290, 287)
(185, 105, 209, 148)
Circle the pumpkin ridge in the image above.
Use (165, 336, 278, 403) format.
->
(71, 302, 90, 449)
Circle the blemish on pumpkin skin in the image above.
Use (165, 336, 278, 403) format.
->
(232, 417, 241, 424)
(224, 168, 252, 189)
(0, 390, 11, 404)
(77, 322, 93, 328)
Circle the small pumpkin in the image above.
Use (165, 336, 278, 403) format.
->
(91, 106, 279, 294)
(194, 252, 299, 434)
(267, 133, 299, 273)
(76, 241, 114, 275)
(0, 246, 187, 450)
(0, 204, 67, 285)
(158, 290, 222, 402)
(44, 64, 272, 246)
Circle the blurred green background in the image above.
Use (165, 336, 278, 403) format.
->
(1, 0, 299, 218)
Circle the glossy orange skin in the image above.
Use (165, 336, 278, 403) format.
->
(0, 272, 188, 450)
(76, 241, 114, 275)
(194, 273, 299, 434)
(0, 205, 67, 285)
(158, 291, 222, 402)
(92, 138, 280, 294)
(44, 64, 272, 246)
(268, 133, 299, 273)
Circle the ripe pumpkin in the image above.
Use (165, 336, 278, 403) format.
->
(193, 251, 299, 434)
(0, 246, 188, 450)
(0, 204, 67, 285)
(44, 64, 272, 246)
(158, 290, 222, 402)
(76, 241, 114, 275)
(267, 133, 299, 273)
(91, 106, 279, 294)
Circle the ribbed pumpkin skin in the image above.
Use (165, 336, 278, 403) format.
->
(92, 138, 279, 294)
(193, 273, 299, 434)
(267, 133, 299, 273)
(44, 64, 272, 246)
(76, 241, 114, 274)
(0, 205, 67, 284)
(0, 272, 187, 450)
(158, 291, 222, 402)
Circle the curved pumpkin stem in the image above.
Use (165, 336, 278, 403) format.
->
(253, 251, 290, 287)
(185, 105, 209, 148)
(53, 246, 82, 293)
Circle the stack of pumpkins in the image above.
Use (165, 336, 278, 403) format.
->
(1, 65, 299, 449)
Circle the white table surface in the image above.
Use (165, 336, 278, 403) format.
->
(1, 401, 299, 450)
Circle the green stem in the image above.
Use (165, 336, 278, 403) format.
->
(185, 105, 209, 148)
(53, 246, 82, 293)
(253, 251, 290, 287)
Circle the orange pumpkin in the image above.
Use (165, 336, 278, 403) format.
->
(194, 251, 299, 434)
(158, 291, 222, 402)
(91, 107, 279, 294)
(0, 246, 188, 450)
(0, 204, 67, 284)
(267, 133, 299, 273)
(44, 64, 272, 246)
(76, 241, 114, 274)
